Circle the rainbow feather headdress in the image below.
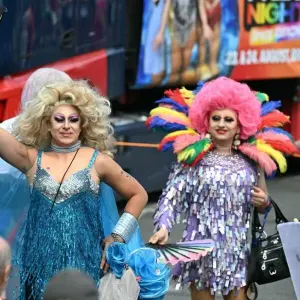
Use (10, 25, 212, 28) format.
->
(146, 82, 299, 175)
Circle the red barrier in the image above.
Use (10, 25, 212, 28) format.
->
(0, 49, 107, 121)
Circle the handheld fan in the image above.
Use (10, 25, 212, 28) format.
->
(146, 239, 214, 265)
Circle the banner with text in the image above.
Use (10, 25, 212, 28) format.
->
(134, 0, 300, 89)
(231, 0, 300, 80)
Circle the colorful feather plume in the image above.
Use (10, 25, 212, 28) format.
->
(164, 89, 188, 107)
(255, 91, 269, 104)
(146, 81, 299, 174)
(261, 101, 281, 116)
(158, 130, 198, 152)
(256, 140, 287, 173)
(256, 132, 298, 155)
(145, 84, 208, 165)
(239, 144, 277, 175)
(262, 128, 294, 141)
(173, 133, 203, 153)
(156, 98, 188, 113)
(177, 138, 212, 165)
(259, 110, 290, 130)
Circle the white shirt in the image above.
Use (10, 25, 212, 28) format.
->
(0, 116, 18, 134)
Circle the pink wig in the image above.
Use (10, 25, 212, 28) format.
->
(189, 77, 261, 140)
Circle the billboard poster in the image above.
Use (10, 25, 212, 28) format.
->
(134, 0, 300, 88)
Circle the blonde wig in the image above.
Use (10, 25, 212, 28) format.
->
(14, 80, 115, 157)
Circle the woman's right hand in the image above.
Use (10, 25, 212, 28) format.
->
(149, 226, 169, 245)
(100, 235, 115, 273)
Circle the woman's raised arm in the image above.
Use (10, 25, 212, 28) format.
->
(0, 129, 35, 172)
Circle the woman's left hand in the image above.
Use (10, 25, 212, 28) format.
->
(100, 235, 115, 273)
(251, 186, 269, 208)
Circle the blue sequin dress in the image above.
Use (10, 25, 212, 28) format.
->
(15, 150, 104, 299)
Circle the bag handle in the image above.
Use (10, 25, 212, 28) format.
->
(269, 198, 288, 224)
(251, 197, 288, 240)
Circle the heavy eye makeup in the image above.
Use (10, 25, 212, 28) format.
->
(54, 115, 65, 123)
(68, 114, 80, 123)
(211, 115, 221, 122)
(224, 117, 235, 123)
(53, 114, 80, 123)
(211, 115, 235, 123)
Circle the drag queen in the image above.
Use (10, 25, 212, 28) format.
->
(0, 80, 148, 299)
(0, 68, 71, 246)
(147, 77, 298, 300)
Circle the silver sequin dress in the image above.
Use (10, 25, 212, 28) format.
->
(15, 150, 104, 299)
(153, 151, 257, 295)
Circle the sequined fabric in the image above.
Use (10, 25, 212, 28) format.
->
(14, 150, 104, 299)
(34, 168, 98, 203)
(154, 151, 257, 295)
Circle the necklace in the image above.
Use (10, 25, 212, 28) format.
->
(50, 140, 81, 153)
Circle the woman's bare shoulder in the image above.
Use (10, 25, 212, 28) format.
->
(79, 147, 96, 155)
(95, 152, 114, 164)
(80, 148, 113, 166)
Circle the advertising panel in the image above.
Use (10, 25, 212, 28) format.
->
(135, 0, 300, 88)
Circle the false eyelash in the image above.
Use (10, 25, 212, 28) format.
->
(69, 118, 79, 123)
(224, 118, 234, 122)
(54, 117, 65, 122)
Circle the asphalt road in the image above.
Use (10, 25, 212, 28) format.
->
(138, 174, 300, 300)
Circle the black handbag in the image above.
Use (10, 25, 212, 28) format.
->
(246, 198, 290, 299)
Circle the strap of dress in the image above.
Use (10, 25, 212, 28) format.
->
(37, 150, 43, 168)
(88, 150, 99, 169)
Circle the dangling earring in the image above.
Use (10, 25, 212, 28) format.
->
(233, 133, 241, 150)
(205, 133, 212, 140)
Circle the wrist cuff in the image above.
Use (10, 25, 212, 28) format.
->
(112, 212, 138, 243)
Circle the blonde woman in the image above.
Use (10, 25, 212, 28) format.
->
(0, 80, 148, 299)
(0, 68, 71, 247)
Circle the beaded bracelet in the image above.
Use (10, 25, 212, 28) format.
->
(112, 212, 138, 243)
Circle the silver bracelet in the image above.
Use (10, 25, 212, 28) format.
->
(112, 212, 138, 243)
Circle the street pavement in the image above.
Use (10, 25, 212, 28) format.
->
(138, 173, 300, 300)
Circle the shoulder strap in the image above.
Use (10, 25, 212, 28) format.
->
(37, 150, 43, 167)
(88, 150, 99, 169)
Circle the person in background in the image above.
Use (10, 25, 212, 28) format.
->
(43, 269, 99, 300)
(0, 68, 71, 133)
